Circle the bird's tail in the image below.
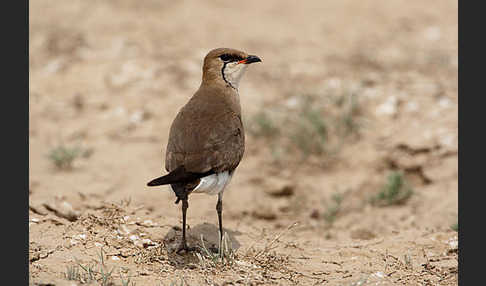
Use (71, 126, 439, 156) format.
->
(147, 173, 175, 186)
(147, 165, 214, 187)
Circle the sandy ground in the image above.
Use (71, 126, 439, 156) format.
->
(29, 1, 458, 285)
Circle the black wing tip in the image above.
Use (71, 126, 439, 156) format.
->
(147, 165, 215, 188)
(147, 178, 162, 187)
(147, 181, 155, 187)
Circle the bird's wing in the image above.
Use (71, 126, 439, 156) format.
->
(165, 97, 245, 174)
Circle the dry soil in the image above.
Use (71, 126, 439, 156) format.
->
(29, 1, 458, 285)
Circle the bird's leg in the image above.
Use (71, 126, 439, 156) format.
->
(176, 198, 195, 254)
(209, 193, 224, 254)
(216, 193, 223, 243)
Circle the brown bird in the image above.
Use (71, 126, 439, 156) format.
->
(147, 48, 261, 253)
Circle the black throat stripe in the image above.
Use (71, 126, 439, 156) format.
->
(221, 62, 237, 90)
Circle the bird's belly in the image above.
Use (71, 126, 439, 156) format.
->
(191, 171, 233, 195)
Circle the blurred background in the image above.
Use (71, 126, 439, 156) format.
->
(29, 0, 457, 284)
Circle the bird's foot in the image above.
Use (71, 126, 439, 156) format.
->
(175, 243, 196, 254)
(208, 246, 220, 254)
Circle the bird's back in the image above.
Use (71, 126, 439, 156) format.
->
(165, 85, 245, 175)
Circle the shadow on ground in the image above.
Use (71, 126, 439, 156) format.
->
(163, 222, 242, 252)
(162, 222, 242, 266)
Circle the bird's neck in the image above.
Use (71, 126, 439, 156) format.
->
(200, 78, 240, 95)
(195, 83, 241, 113)
(221, 63, 248, 91)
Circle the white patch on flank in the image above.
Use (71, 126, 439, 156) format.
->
(223, 62, 248, 89)
(192, 171, 233, 195)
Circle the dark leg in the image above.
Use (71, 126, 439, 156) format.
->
(176, 199, 195, 253)
(216, 193, 224, 244)
(207, 193, 224, 254)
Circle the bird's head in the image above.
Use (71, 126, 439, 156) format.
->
(201, 48, 262, 90)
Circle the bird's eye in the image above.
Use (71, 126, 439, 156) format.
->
(219, 54, 233, 62)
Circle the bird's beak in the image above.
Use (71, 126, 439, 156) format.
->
(238, 55, 262, 64)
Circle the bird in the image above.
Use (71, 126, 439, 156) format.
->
(147, 48, 261, 253)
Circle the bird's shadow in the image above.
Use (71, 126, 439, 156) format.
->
(162, 222, 242, 268)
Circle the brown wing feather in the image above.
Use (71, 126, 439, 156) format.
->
(165, 88, 244, 174)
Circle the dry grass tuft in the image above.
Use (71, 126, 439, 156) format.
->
(47, 144, 93, 170)
(322, 192, 345, 226)
(47, 145, 82, 170)
(450, 222, 458, 232)
(195, 232, 236, 268)
(370, 171, 413, 207)
(65, 248, 118, 285)
(247, 91, 364, 166)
